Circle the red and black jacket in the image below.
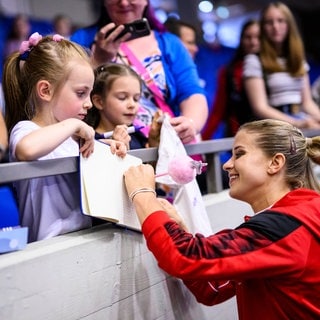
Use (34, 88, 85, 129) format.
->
(142, 188, 320, 319)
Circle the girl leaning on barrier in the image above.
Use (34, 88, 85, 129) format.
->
(3, 32, 127, 242)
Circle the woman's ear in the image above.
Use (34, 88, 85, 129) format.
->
(91, 94, 103, 110)
(37, 80, 52, 101)
(267, 153, 286, 175)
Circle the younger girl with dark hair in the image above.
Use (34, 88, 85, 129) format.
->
(87, 63, 162, 149)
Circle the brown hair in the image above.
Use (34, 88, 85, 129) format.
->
(164, 17, 198, 38)
(230, 19, 260, 66)
(259, 2, 305, 77)
(3, 35, 90, 133)
(239, 119, 320, 192)
(86, 63, 142, 128)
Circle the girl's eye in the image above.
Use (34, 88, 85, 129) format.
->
(77, 91, 85, 97)
(134, 95, 141, 102)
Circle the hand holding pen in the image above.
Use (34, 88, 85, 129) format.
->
(95, 125, 144, 150)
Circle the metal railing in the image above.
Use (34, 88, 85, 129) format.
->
(1, 128, 320, 193)
(0, 138, 234, 193)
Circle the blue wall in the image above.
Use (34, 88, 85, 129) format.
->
(0, 15, 53, 78)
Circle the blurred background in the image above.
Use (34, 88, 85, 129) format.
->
(1, 0, 320, 109)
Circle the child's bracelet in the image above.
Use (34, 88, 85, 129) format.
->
(129, 188, 156, 202)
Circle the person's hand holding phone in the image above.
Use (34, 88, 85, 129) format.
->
(105, 19, 151, 41)
(91, 23, 129, 66)
(91, 19, 150, 67)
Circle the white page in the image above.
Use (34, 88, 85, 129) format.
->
(80, 140, 142, 230)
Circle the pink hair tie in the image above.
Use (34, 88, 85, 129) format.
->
(19, 32, 43, 60)
(28, 32, 42, 46)
(52, 34, 64, 42)
(19, 41, 30, 54)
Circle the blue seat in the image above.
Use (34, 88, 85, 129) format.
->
(0, 184, 19, 228)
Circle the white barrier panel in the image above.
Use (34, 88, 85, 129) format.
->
(0, 201, 239, 320)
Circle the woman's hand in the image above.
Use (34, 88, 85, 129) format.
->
(157, 198, 189, 232)
(170, 116, 197, 144)
(124, 164, 155, 196)
(91, 23, 131, 66)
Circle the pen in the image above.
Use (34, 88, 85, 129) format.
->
(95, 125, 144, 139)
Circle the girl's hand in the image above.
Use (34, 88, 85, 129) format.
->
(112, 125, 131, 150)
(294, 117, 320, 129)
(147, 110, 163, 147)
(75, 122, 95, 158)
(104, 139, 127, 158)
(302, 117, 320, 129)
(170, 116, 197, 144)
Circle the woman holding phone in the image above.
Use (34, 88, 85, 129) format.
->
(71, 0, 208, 144)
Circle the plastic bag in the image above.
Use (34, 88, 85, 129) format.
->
(155, 115, 213, 236)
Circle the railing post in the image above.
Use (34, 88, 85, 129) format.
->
(206, 153, 224, 193)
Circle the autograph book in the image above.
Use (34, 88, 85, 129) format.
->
(80, 140, 142, 231)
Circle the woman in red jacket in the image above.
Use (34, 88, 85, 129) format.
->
(124, 118, 320, 319)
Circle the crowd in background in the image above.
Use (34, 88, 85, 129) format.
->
(0, 1, 320, 318)
(1, 6, 320, 121)
(1, 3, 320, 165)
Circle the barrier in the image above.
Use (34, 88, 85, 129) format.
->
(0, 138, 234, 192)
(2, 127, 319, 190)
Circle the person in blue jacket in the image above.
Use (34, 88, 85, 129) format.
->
(71, 0, 208, 144)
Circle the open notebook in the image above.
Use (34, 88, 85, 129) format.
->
(80, 140, 142, 231)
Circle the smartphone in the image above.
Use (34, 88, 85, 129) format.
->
(105, 18, 151, 41)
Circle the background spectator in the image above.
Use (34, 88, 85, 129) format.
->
(243, 2, 320, 129)
(3, 14, 31, 59)
(202, 19, 260, 140)
(164, 16, 199, 60)
(52, 14, 73, 39)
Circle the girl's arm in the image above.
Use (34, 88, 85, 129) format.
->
(0, 112, 8, 150)
(301, 74, 320, 121)
(15, 118, 95, 161)
(244, 77, 299, 123)
(244, 77, 320, 129)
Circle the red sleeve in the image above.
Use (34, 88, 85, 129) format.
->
(201, 67, 227, 140)
(142, 210, 310, 305)
(183, 279, 236, 306)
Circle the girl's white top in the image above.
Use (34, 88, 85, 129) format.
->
(243, 54, 308, 108)
(10, 121, 92, 242)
